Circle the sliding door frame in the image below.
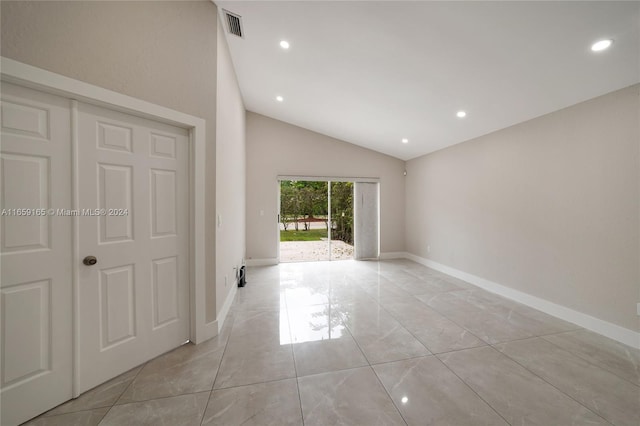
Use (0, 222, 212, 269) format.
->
(277, 175, 379, 263)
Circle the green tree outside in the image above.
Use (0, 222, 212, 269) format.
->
(279, 180, 353, 245)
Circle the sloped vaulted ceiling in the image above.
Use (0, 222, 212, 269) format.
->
(216, 1, 639, 160)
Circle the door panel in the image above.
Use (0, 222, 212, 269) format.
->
(279, 180, 330, 262)
(0, 83, 72, 426)
(98, 164, 134, 242)
(99, 264, 136, 348)
(330, 181, 354, 261)
(2, 280, 51, 384)
(152, 256, 180, 328)
(1, 154, 50, 251)
(77, 102, 189, 393)
(354, 182, 379, 260)
(150, 169, 177, 237)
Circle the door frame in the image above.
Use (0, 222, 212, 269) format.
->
(1, 57, 209, 397)
(276, 175, 379, 263)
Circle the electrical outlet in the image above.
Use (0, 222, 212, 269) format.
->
(427, 245, 431, 253)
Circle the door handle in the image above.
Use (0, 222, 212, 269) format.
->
(83, 256, 98, 266)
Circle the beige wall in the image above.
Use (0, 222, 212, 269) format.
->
(215, 20, 246, 316)
(1, 1, 221, 321)
(246, 112, 406, 261)
(406, 85, 640, 331)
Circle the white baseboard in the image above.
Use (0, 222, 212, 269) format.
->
(379, 251, 409, 260)
(200, 319, 218, 342)
(217, 279, 238, 334)
(195, 276, 239, 343)
(246, 258, 278, 266)
(403, 252, 640, 349)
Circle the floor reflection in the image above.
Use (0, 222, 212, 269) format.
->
(287, 304, 346, 344)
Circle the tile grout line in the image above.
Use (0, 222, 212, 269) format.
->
(100, 390, 213, 409)
(96, 409, 110, 426)
(488, 343, 615, 426)
(97, 360, 148, 424)
(411, 293, 553, 348)
(208, 376, 301, 392)
(407, 287, 489, 346)
(36, 407, 111, 424)
(406, 268, 560, 340)
(283, 280, 306, 426)
(409, 268, 588, 342)
(367, 353, 435, 368)
(339, 308, 409, 426)
(378, 264, 601, 426)
(432, 352, 513, 426)
(198, 317, 235, 426)
(252, 261, 638, 426)
(294, 377, 306, 426)
(399, 265, 625, 424)
(330, 293, 408, 426)
(336, 306, 376, 367)
(539, 333, 640, 389)
(372, 296, 438, 356)
(369, 366, 409, 426)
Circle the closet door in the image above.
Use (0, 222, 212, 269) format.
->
(76, 102, 190, 393)
(0, 82, 73, 425)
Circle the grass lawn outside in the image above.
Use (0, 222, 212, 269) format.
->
(280, 229, 328, 241)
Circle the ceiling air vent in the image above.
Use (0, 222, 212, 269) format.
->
(223, 10, 243, 38)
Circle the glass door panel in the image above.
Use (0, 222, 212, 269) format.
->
(330, 181, 354, 261)
(279, 180, 330, 262)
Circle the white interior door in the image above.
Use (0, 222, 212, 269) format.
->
(0, 83, 73, 425)
(353, 182, 379, 260)
(77, 102, 189, 393)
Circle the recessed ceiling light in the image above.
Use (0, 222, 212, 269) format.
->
(456, 111, 467, 118)
(276, 96, 284, 102)
(401, 138, 409, 144)
(401, 396, 409, 404)
(280, 40, 290, 49)
(591, 39, 613, 52)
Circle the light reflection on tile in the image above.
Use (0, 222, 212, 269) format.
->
(226, 309, 291, 347)
(287, 304, 345, 344)
(284, 287, 329, 307)
(293, 329, 368, 376)
(30, 260, 640, 426)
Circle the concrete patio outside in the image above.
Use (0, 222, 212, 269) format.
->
(279, 240, 354, 262)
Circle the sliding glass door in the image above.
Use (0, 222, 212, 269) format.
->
(279, 180, 329, 262)
(279, 179, 357, 263)
(353, 182, 379, 259)
(329, 181, 354, 261)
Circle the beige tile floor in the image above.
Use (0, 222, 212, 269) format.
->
(26, 260, 640, 426)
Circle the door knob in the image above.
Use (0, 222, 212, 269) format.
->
(83, 256, 98, 266)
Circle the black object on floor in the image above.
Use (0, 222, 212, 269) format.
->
(238, 265, 247, 287)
